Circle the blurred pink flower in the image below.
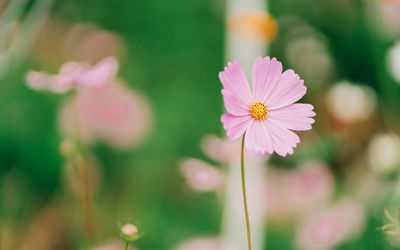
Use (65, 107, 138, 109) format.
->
(280, 162, 334, 216)
(379, 1, 400, 38)
(262, 174, 281, 217)
(296, 199, 365, 250)
(26, 57, 118, 93)
(220, 57, 315, 156)
(33, 19, 124, 66)
(200, 134, 240, 163)
(174, 237, 237, 250)
(179, 158, 225, 192)
(59, 80, 152, 149)
(26, 70, 70, 94)
(63, 23, 125, 63)
(200, 134, 267, 164)
(77, 30, 124, 64)
(0, 0, 8, 12)
(264, 162, 334, 220)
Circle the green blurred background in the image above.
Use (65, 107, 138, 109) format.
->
(1, 0, 400, 249)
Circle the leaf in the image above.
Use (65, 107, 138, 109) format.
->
(383, 206, 397, 223)
(377, 223, 395, 231)
(397, 207, 400, 223)
(384, 230, 400, 236)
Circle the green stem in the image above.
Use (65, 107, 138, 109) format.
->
(241, 133, 252, 250)
(76, 155, 95, 243)
(125, 241, 129, 250)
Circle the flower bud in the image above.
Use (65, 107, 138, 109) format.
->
(121, 224, 138, 238)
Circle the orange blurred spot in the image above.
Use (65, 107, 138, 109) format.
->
(228, 12, 278, 43)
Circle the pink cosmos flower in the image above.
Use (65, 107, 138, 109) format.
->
(26, 56, 118, 93)
(220, 57, 315, 156)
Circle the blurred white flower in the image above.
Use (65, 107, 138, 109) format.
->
(286, 35, 335, 88)
(296, 199, 365, 250)
(179, 158, 225, 192)
(386, 41, 400, 84)
(344, 164, 385, 206)
(368, 132, 400, 176)
(174, 236, 237, 250)
(326, 81, 377, 124)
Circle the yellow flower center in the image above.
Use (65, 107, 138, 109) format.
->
(250, 102, 268, 120)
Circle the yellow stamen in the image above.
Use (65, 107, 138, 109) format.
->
(250, 102, 268, 120)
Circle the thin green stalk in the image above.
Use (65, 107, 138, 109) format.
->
(241, 133, 251, 250)
(125, 241, 129, 250)
(76, 155, 95, 242)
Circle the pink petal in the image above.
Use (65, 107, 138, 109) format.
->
(221, 113, 252, 140)
(59, 62, 86, 74)
(265, 69, 307, 110)
(26, 71, 71, 93)
(264, 124, 289, 157)
(268, 103, 315, 131)
(219, 60, 253, 108)
(265, 119, 300, 157)
(56, 62, 86, 87)
(56, 72, 79, 87)
(77, 56, 118, 87)
(252, 56, 283, 102)
(221, 89, 251, 115)
(245, 120, 273, 154)
(268, 119, 300, 146)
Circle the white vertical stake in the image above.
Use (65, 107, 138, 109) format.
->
(222, 0, 269, 249)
